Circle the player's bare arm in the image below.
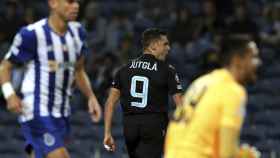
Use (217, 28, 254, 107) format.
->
(0, 60, 22, 113)
(172, 93, 182, 107)
(104, 88, 121, 152)
(74, 56, 101, 122)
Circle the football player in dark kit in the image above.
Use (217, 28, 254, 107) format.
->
(103, 28, 183, 158)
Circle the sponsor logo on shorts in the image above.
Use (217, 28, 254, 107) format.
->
(43, 133, 55, 147)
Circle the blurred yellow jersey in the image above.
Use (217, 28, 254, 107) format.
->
(165, 69, 247, 158)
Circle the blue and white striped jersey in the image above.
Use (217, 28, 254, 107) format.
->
(5, 18, 88, 122)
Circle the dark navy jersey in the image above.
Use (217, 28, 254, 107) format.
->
(112, 54, 182, 115)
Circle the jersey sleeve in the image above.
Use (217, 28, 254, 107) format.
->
(220, 86, 247, 130)
(167, 65, 183, 95)
(111, 68, 121, 90)
(78, 25, 89, 58)
(5, 27, 36, 64)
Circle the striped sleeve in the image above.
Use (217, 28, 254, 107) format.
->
(77, 25, 89, 58)
(5, 27, 37, 64)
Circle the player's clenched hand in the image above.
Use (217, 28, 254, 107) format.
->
(88, 96, 102, 122)
(6, 94, 22, 114)
(238, 144, 261, 158)
(104, 134, 116, 152)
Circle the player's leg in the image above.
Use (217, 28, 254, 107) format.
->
(30, 152, 35, 158)
(25, 145, 70, 158)
(136, 114, 168, 158)
(24, 143, 44, 158)
(25, 144, 35, 158)
(46, 147, 70, 158)
(28, 152, 35, 158)
(26, 150, 35, 158)
(123, 115, 140, 158)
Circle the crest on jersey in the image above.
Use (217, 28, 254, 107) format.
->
(175, 74, 180, 83)
(43, 133, 55, 147)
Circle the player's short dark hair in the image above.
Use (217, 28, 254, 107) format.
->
(141, 28, 167, 49)
(219, 35, 251, 66)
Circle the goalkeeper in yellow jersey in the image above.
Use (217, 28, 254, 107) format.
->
(165, 36, 261, 158)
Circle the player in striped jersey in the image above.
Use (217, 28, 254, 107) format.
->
(0, 0, 101, 158)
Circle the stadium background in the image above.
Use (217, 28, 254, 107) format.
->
(0, 0, 280, 157)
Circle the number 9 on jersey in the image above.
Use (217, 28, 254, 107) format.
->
(130, 75, 149, 108)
